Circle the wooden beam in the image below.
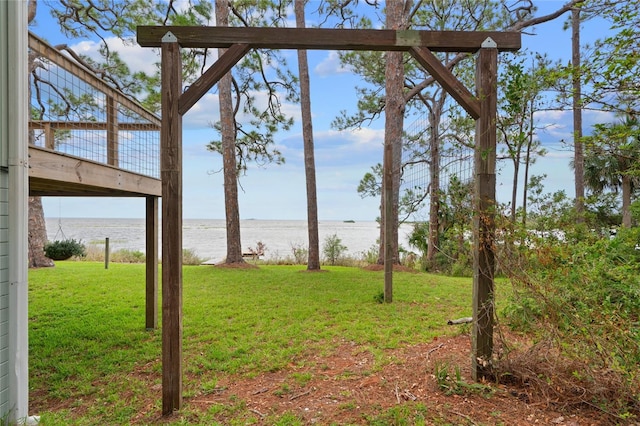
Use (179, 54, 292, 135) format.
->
(29, 121, 160, 131)
(137, 26, 521, 53)
(409, 47, 480, 119)
(146, 196, 159, 330)
(161, 34, 183, 416)
(28, 146, 161, 196)
(28, 178, 157, 197)
(472, 43, 497, 381)
(179, 43, 250, 115)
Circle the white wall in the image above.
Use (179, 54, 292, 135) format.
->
(2, 0, 30, 423)
(0, 0, 12, 418)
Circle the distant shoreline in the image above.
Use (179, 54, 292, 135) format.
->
(45, 217, 378, 222)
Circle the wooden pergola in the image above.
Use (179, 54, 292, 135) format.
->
(136, 26, 521, 415)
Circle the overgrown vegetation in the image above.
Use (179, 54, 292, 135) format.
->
(402, 176, 640, 420)
(497, 223, 640, 420)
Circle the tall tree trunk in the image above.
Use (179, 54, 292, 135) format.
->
(28, 197, 53, 268)
(572, 7, 585, 220)
(510, 160, 520, 221)
(425, 90, 446, 269)
(27, 0, 54, 268)
(216, 0, 244, 264)
(621, 174, 632, 228)
(521, 111, 534, 226)
(378, 0, 410, 266)
(294, 0, 320, 270)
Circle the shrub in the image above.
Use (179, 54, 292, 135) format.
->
(290, 242, 308, 265)
(499, 225, 640, 417)
(322, 233, 347, 266)
(44, 239, 86, 260)
(360, 243, 380, 264)
(183, 248, 203, 265)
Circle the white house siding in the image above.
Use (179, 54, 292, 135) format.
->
(2, 1, 29, 422)
(0, 172, 8, 417)
(0, 0, 10, 416)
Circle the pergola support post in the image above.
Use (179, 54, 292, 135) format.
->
(160, 32, 183, 415)
(472, 39, 498, 381)
(145, 195, 158, 330)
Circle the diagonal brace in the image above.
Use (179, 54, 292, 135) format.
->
(178, 43, 251, 115)
(409, 46, 480, 119)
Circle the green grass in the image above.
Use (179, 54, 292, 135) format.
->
(29, 262, 474, 424)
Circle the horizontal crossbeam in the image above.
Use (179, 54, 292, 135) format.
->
(29, 146, 161, 197)
(29, 120, 159, 131)
(137, 26, 520, 53)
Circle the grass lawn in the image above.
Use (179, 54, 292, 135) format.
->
(29, 262, 475, 424)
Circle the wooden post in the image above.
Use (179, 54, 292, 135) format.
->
(104, 237, 110, 269)
(472, 38, 497, 381)
(145, 195, 158, 330)
(161, 32, 183, 415)
(44, 122, 55, 149)
(106, 95, 119, 167)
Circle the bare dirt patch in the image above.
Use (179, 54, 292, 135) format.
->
(34, 334, 622, 425)
(154, 335, 613, 425)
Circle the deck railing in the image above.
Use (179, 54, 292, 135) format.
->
(28, 32, 160, 179)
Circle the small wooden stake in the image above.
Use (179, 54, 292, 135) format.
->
(104, 237, 109, 269)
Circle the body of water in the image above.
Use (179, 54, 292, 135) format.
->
(46, 218, 414, 262)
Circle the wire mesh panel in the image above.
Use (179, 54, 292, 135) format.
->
(28, 33, 160, 179)
(400, 111, 474, 214)
(401, 112, 431, 201)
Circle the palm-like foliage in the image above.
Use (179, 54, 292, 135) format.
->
(582, 115, 640, 227)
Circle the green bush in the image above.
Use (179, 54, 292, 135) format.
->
(500, 225, 640, 416)
(183, 248, 203, 265)
(44, 239, 86, 261)
(360, 243, 380, 264)
(322, 233, 347, 266)
(290, 243, 308, 265)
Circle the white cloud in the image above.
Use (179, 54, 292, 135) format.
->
(70, 37, 159, 75)
(183, 93, 220, 129)
(314, 51, 353, 76)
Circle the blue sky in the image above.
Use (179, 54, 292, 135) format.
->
(32, 1, 612, 221)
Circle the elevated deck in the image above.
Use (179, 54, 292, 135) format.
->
(28, 31, 161, 198)
(28, 146, 161, 197)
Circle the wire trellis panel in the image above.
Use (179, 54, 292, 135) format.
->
(401, 111, 474, 211)
(28, 32, 160, 179)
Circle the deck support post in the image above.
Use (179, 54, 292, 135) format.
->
(160, 32, 183, 415)
(472, 39, 498, 381)
(145, 195, 158, 330)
